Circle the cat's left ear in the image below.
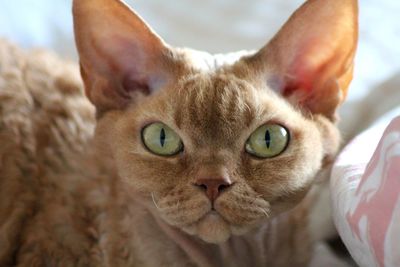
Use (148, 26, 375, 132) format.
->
(241, 0, 358, 120)
(73, 0, 184, 113)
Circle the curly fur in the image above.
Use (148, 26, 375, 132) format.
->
(0, 39, 95, 266)
(0, 0, 358, 266)
(0, 39, 347, 267)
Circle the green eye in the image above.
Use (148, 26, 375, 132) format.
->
(245, 124, 289, 158)
(142, 122, 183, 156)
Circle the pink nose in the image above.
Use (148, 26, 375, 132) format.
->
(194, 177, 232, 201)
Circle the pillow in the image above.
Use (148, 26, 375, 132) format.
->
(331, 108, 400, 267)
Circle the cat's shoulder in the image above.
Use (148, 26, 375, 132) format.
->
(0, 39, 95, 170)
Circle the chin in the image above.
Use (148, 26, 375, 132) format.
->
(181, 211, 231, 243)
(181, 211, 259, 244)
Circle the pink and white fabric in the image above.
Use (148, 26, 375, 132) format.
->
(331, 111, 400, 267)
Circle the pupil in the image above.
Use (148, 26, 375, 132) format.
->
(265, 130, 271, 148)
(160, 128, 166, 147)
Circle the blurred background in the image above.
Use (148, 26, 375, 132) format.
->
(0, 0, 399, 102)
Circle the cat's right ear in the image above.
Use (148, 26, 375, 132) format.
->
(73, 0, 182, 113)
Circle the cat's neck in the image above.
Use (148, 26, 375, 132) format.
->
(151, 211, 219, 267)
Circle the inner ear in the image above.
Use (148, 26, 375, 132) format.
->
(73, 0, 186, 112)
(236, 0, 358, 120)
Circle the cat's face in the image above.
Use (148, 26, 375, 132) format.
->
(73, 0, 358, 243)
(104, 70, 336, 243)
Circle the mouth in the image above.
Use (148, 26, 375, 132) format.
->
(177, 197, 262, 243)
(189, 210, 231, 243)
(155, 187, 271, 244)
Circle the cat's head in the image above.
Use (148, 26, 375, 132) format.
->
(73, 0, 358, 243)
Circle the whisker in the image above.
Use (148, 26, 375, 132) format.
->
(151, 192, 160, 210)
(261, 208, 269, 217)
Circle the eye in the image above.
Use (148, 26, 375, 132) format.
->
(141, 122, 183, 156)
(245, 124, 289, 158)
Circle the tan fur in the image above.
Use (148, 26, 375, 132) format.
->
(0, 0, 358, 266)
(0, 40, 328, 266)
(0, 39, 96, 266)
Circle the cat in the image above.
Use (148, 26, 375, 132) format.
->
(0, 0, 358, 266)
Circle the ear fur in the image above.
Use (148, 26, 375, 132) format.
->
(73, 0, 183, 113)
(242, 0, 358, 120)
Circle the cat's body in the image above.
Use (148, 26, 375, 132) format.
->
(0, 0, 358, 266)
(0, 39, 319, 267)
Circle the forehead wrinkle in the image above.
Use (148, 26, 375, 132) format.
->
(172, 73, 259, 149)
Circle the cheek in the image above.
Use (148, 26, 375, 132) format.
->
(109, 114, 181, 193)
(240, 130, 324, 201)
(112, 125, 188, 193)
(115, 152, 187, 193)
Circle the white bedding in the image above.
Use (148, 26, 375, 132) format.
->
(331, 109, 400, 267)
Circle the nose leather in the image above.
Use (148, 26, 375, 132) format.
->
(194, 176, 232, 201)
